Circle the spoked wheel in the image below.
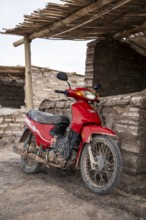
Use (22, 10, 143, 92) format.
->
(21, 135, 42, 174)
(80, 135, 122, 195)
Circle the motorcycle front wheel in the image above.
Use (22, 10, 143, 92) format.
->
(21, 134, 42, 174)
(80, 135, 122, 195)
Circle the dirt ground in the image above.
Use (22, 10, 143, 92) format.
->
(0, 145, 146, 220)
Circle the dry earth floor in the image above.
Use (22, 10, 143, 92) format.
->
(0, 145, 146, 220)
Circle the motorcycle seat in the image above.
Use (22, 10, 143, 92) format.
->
(27, 110, 70, 126)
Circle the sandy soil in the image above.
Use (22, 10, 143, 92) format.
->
(0, 145, 146, 220)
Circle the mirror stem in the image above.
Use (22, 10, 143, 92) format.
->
(67, 81, 71, 88)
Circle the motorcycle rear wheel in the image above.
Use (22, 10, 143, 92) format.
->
(21, 135, 42, 174)
(80, 135, 122, 195)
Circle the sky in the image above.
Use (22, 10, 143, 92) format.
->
(0, 0, 89, 74)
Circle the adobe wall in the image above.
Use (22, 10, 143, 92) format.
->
(85, 40, 146, 96)
(84, 39, 146, 191)
(0, 66, 84, 109)
(0, 73, 25, 108)
(0, 108, 26, 146)
(98, 91, 146, 192)
(31, 66, 84, 109)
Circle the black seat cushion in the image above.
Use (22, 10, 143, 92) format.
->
(27, 110, 70, 126)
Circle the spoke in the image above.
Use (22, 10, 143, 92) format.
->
(99, 143, 104, 155)
(90, 172, 98, 182)
(85, 139, 116, 187)
(104, 149, 112, 157)
(104, 162, 114, 171)
(98, 173, 107, 186)
(103, 170, 113, 181)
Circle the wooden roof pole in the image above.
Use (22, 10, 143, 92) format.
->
(114, 22, 146, 39)
(13, 0, 116, 47)
(24, 36, 34, 110)
(50, 0, 133, 39)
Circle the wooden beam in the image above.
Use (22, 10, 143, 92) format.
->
(24, 37, 34, 110)
(0, 66, 25, 74)
(114, 21, 146, 39)
(13, 0, 118, 47)
(50, 0, 134, 39)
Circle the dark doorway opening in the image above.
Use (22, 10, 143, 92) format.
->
(0, 67, 25, 108)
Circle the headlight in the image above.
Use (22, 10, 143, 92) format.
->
(82, 91, 96, 100)
(74, 90, 96, 100)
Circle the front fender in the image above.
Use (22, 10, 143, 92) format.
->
(81, 125, 116, 143)
(76, 125, 116, 168)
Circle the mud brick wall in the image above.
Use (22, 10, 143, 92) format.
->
(0, 66, 84, 109)
(0, 73, 25, 108)
(85, 41, 97, 89)
(39, 99, 73, 119)
(85, 40, 146, 96)
(98, 91, 146, 192)
(31, 66, 84, 109)
(0, 109, 25, 146)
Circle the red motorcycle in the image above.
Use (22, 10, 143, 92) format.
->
(13, 72, 122, 195)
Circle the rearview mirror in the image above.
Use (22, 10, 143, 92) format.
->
(57, 72, 68, 81)
(93, 83, 101, 91)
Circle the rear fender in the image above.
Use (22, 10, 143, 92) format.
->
(76, 125, 116, 168)
(19, 126, 30, 143)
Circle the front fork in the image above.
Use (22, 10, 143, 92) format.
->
(88, 144, 98, 170)
(76, 141, 105, 171)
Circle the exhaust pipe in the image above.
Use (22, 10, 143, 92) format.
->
(13, 145, 46, 164)
(13, 145, 60, 168)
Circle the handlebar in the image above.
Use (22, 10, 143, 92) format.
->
(55, 90, 68, 95)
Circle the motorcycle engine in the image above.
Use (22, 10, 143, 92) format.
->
(48, 150, 57, 163)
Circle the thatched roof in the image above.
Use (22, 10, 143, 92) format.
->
(2, 0, 146, 45)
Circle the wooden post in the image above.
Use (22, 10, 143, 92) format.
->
(24, 36, 34, 109)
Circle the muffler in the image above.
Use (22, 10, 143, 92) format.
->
(13, 145, 46, 164)
(13, 145, 60, 168)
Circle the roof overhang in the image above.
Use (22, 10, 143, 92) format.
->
(2, 0, 146, 47)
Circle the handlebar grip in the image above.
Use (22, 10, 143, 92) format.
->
(55, 90, 66, 94)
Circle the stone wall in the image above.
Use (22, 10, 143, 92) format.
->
(0, 108, 25, 146)
(0, 73, 25, 108)
(31, 66, 84, 109)
(84, 40, 146, 191)
(39, 99, 72, 118)
(85, 39, 146, 96)
(0, 66, 84, 109)
(98, 91, 146, 192)
(85, 41, 96, 89)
